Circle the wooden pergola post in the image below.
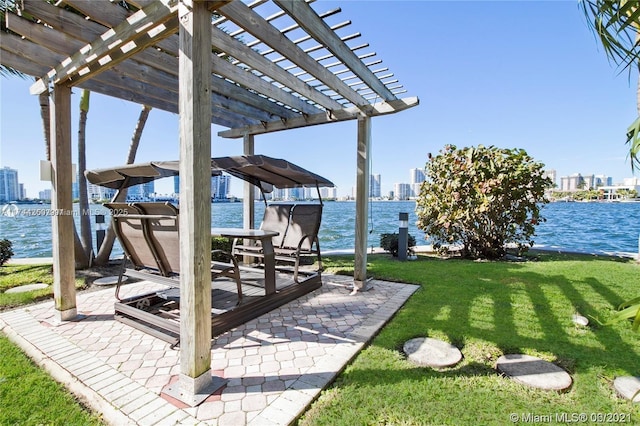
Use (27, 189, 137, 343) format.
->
(50, 83, 77, 321)
(353, 115, 371, 291)
(174, 0, 220, 405)
(243, 134, 255, 230)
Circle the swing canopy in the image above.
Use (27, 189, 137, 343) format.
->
(86, 155, 334, 193)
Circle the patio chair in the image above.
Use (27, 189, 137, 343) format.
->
(276, 203, 323, 282)
(233, 203, 323, 282)
(105, 202, 164, 300)
(106, 202, 243, 304)
(232, 203, 292, 259)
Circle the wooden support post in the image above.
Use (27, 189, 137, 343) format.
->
(353, 115, 371, 292)
(242, 134, 256, 264)
(169, 0, 221, 406)
(50, 83, 77, 321)
(243, 134, 255, 229)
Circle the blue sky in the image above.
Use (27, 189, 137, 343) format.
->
(1, 0, 639, 198)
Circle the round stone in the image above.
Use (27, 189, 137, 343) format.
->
(403, 337, 462, 368)
(613, 376, 640, 402)
(496, 354, 572, 391)
(572, 314, 589, 326)
(5, 283, 50, 294)
(93, 275, 127, 286)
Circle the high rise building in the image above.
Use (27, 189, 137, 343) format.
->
(410, 168, 426, 198)
(39, 189, 52, 201)
(0, 167, 20, 202)
(126, 181, 154, 201)
(594, 174, 612, 187)
(370, 174, 381, 198)
(173, 175, 180, 195)
(211, 175, 231, 200)
(543, 169, 557, 188)
(394, 183, 411, 200)
(560, 174, 583, 192)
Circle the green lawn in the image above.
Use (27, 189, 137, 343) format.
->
(0, 263, 86, 309)
(299, 253, 640, 425)
(0, 333, 103, 425)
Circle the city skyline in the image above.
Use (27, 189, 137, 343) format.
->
(5, 159, 637, 203)
(2, 1, 639, 200)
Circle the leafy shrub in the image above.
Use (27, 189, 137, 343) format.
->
(380, 233, 416, 257)
(211, 236, 233, 262)
(416, 145, 552, 259)
(0, 239, 14, 266)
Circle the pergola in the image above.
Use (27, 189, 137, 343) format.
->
(1, 0, 418, 404)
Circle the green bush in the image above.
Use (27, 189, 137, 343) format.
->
(416, 145, 552, 259)
(0, 239, 14, 266)
(211, 236, 233, 262)
(380, 233, 416, 257)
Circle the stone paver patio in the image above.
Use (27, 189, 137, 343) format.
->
(0, 274, 418, 425)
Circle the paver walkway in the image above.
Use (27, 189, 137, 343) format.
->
(0, 274, 418, 425)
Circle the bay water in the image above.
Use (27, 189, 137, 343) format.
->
(1, 201, 639, 259)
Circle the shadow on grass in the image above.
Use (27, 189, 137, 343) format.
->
(326, 254, 640, 377)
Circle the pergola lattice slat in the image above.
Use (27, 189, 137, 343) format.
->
(217, 0, 372, 113)
(274, 0, 396, 102)
(30, 0, 179, 94)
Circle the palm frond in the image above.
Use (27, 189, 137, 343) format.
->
(580, 0, 640, 72)
(626, 117, 640, 172)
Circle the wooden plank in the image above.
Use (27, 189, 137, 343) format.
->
(354, 115, 371, 289)
(218, 1, 371, 110)
(218, 96, 419, 138)
(18, 2, 303, 122)
(58, 1, 286, 123)
(59, 0, 318, 118)
(0, 48, 48, 77)
(0, 31, 246, 128)
(210, 53, 320, 116)
(50, 84, 77, 320)
(275, 0, 396, 102)
(178, 0, 212, 383)
(24, 0, 180, 77)
(209, 25, 343, 111)
(30, 0, 179, 94)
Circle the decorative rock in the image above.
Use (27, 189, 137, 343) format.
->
(93, 276, 127, 286)
(572, 314, 589, 327)
(613, 376, 640, 402)
(403, 337, 462, 368)
(496, 354, 572, 391)
(5, 283, 49, 294)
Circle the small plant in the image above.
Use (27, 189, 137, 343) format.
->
(605, 296, 640, 332)
(211, 236, 233, 262)
(380, 233, 416, 257)
(0, 239, 14, 266)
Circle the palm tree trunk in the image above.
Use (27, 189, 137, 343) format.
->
(77, 90, 93, 267)
(94, 105, 152, 265)
(39, 90, 51, 162)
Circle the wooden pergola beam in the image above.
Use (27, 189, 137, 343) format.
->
(218, 96, 419, 138)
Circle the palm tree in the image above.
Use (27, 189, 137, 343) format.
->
(580, 0, 640, 171)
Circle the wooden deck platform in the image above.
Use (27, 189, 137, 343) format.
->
(114, 266, 322, 346)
